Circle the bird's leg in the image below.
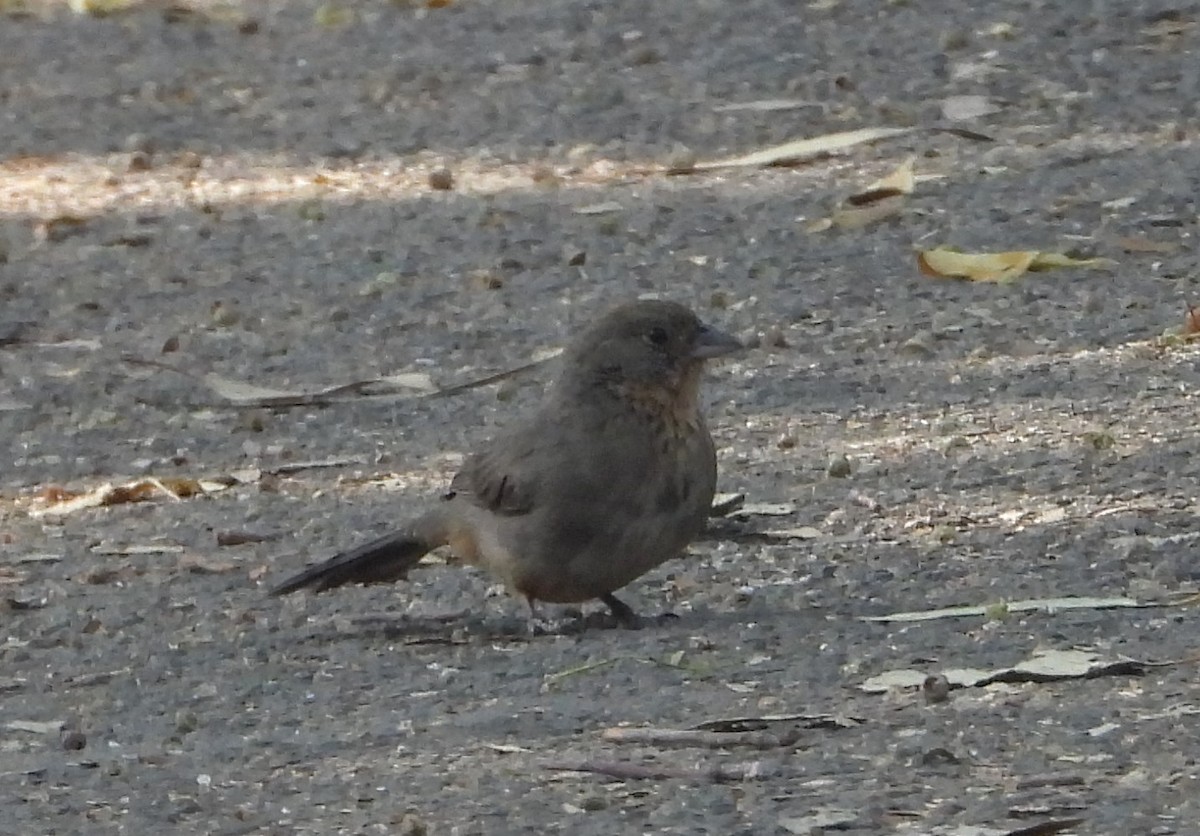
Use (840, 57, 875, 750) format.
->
(600, 593, 644, 629)
(524, 597, 556, 637)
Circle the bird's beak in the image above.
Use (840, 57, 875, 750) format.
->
(690, 322, 743, 360)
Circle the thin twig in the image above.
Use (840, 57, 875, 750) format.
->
(544, 759, 773, 783)
(601, 727, 795, 749)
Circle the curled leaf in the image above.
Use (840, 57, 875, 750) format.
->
(918, 247, 1115, 282)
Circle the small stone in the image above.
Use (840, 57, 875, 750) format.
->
(428, 168, 454, 191)
(923, 674, 951, 704)
(826, 454, 852, 478)
(666, 147, 697, 173)
(127, 151, 153, 172)
(176, 150, 204, 169)
(939, 29, 970, 50)
(83, 567, 120, 585)
(470, 270, 504, 290)
(210, 301, 240, 328)
(61, 730, 87, 751)
(161, 335, 180, 353)
(237, 410, 267, 433)
(627, 45, 661, 66)
(496, 379, 520, 402)
(580, 795, 607, 811)
(900, 331, 936, 358)
(392, 813, 427, 836)
(564, 248, 586, 266)
(738, 329, 761, 349)
(762, 326, 788, 348)
(776, 435, 797, 450)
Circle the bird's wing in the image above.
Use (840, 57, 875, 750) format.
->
(448, 422, 552, 516)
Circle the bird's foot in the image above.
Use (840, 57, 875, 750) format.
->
(599, 593, 678, 630)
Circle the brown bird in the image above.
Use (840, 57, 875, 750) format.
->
(269, 299, 741, 627)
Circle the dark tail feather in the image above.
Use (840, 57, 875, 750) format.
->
(269, 529, 435, 596)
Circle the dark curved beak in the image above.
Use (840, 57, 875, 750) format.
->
(690, 322, 743, 360)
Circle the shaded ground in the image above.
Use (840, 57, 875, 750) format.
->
(2, 1, 1199, 833)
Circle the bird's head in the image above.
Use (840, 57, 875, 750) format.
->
(562, 300, 742, 402)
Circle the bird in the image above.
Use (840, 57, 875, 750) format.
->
(268, 299, 741, 628)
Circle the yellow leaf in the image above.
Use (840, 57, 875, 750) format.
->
(917, 247, 1115, 282)
(917, 248, 1037, 282)
(68, 0, 133, 14)
(862, 156, 916, 196)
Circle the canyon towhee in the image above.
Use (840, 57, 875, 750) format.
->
(269, 299, 741, 627)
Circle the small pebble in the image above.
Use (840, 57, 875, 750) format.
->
(61, 730, 87, 751)
(762, 326, 788, 348)
(127, 151, 153, 172)
(826, 454, 852, 478)
(428, 168, 454, 190)
(210, 301, 240, 328)
(923, 674, 951, 704)
(175, 710, 199, 734)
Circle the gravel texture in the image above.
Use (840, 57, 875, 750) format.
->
(2, 1, 1200, 834)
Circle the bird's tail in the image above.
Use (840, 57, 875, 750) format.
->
(269, 514, 447, 596)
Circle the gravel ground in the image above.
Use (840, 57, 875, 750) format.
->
(2, 1, 1200, 834)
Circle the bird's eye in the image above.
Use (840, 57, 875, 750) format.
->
(647, 326, 669, 346)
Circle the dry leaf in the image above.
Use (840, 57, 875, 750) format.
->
(573, 201, 623, 215)
(178, 554, 238, 575)
(860, 649, 1147, 693)
(809, 158, 917, 233)
(860, 595, 1153, 623)
(67, 0, 133, 15)
(712, 99, 816, 113)
(831, 195, 905, 229)
(918, 247, 1115, 282)
(1114, 235, 1179, 254)
(694, 126, 913, 170)
(858, 156, 917, 198)
(29, 477, 231, 518)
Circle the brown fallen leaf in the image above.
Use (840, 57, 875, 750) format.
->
(29, 477, 232, 518)
(808, 157, 918, 233)
(917, 247, 1115, 282)
(216, 530, 278, 547)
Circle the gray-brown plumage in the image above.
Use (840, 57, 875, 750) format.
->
(268, 299, 741, 626)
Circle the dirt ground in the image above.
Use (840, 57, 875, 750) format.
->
(2, 1, 1200, 834)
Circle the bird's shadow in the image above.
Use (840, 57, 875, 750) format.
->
(294, 606, 691, 645)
